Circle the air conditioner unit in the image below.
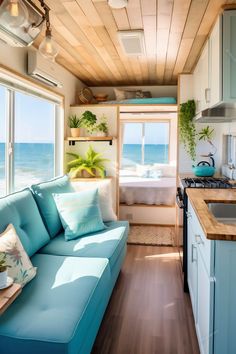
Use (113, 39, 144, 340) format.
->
(28, 51, 63, 88)
(0, 0, 44, 47)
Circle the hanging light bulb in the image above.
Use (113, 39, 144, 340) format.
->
(0, 0, 28, 28)
(39, 5, 58, 62)
(39, 28, 58, 61)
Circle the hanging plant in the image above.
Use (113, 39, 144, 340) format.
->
(179, 100, 196, 162)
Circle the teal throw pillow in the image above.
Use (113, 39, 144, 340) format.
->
(53, 189, 106, 241)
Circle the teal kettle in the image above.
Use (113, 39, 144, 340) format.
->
(192, 156, 216, 177)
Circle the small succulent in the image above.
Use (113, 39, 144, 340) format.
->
(68, 115, 82, 128)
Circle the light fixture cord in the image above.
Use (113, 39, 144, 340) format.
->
(38, 0, 51, 35)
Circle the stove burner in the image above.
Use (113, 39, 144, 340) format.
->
(183, 177, 231, 189)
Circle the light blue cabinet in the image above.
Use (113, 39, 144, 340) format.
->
(187, 200, 236, 354)
(214, 241, 236, 354)
(223, 10, 236, 102)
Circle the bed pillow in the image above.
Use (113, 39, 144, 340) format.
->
(114, 88, 143, 101)
(0, 224, 37, 287)
(71, 179, 117, 222)
(31, 175, 74, 238)
(136, 164, 152, 178)
(153, 164, 176, 177)
(53, 189, 106, 241)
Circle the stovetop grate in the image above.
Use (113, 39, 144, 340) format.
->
(183, 177, 232, 188)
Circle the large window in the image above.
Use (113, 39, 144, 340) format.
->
(0, 83, 58, 197)
(121, 122, 169, 170)
(0, 86, 6, 196)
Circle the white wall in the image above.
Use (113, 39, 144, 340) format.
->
(178, 74, 233, 174)
(0, 42, 84, 120)
(89, 85, 177, 101)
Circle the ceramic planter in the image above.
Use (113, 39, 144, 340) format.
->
(0, 270, 7, 288)
(81, 169, 96, 178)
(70, 128, 80, 138)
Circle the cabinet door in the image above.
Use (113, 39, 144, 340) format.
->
(223, 10, 236, 102)
(187, 217, 198, 321)
(199, 44, 209, 111)
(196, 252, 214, 354)
(214, 241, 236, 354)
(209, 17, 222, 107)
(193, 61, 202, 114)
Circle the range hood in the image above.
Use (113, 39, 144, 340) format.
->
(195, 103, 236, 123)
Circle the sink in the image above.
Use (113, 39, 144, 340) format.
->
(208, 203, 236, 225)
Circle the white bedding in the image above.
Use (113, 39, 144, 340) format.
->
(119, 176, 176, 206)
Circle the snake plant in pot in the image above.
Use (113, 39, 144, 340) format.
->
(68, 115, 82, 138)
(67, 146, 109, 178)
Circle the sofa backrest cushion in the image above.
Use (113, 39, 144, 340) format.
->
(31, 175, 74, 238)
(0, 189, 50, 257)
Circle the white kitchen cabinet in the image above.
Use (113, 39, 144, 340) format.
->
(208, 17, 221, 107)
(187, 215, 198, 321)
(193, 10, 236, 114)
(193, 44, 209, 114)
(187, 200, 214, 354)
(196, 250, 214, 354)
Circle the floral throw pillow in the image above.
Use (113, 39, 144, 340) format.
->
(0, 224, 37, 287)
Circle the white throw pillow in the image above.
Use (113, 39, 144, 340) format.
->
(153, 163, 176, 177)
(71, 179, 117, 222)
(0, 224, 37, 287)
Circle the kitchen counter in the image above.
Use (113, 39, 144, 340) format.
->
(186, 189, 236, 241)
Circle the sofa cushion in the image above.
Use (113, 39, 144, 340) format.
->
(0, 254, 110, 354)
(39, 221, 129, 271)
(31, 175, 74, 238)
(0, 224, 37, 286)
(53, 189, 106, 241)
(0, 189, 50, 257)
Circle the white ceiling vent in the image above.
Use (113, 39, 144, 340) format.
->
(117, 30, 145, 56)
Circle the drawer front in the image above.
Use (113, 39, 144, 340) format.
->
(188, 201, 214, 276)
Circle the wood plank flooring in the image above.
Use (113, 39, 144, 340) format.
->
(92, 245, 200, 354)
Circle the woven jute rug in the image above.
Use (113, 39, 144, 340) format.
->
(127, 225, 175, 246)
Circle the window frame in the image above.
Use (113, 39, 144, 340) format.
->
(0, 69, 64, 196)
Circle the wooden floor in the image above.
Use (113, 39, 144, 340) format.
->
(92, 245, 200, 354)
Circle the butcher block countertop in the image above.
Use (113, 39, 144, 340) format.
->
(186, 189, 236, 241)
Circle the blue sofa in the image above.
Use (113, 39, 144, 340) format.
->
(0, 176, 129, 354)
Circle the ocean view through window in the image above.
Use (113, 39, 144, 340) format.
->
(0, 82, 56, 196)
(14, 92, 55, 191)
(121, 122, 169, 173)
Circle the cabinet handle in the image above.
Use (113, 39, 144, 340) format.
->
(191, 244, 197, 262)
(195, 234, 204, 245)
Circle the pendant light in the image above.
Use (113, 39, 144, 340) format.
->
(108, 0, 128, 9)
(0, 0, 28, 28)
(38, 1, 58, 61)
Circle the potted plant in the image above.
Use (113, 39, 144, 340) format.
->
(67, 145, 109, 178)
(80, 111, 97, 135)
(0, 253, 9, 288)
(68, 115, 82, 138)
(179, 99, 196, 162)
(192, 126, 216, 177)
(95, 115, 109, 137)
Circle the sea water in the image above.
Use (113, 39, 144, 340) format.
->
(122, 144, 169, 166)
(0, 143, 54, 195)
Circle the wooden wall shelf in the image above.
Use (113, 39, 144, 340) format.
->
(66, 136, 115, 146)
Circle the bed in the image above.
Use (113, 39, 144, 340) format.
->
(99, 97, 177, 105)
(119, 176, 176, 206)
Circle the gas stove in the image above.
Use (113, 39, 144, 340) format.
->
(181, 177, 232, 189)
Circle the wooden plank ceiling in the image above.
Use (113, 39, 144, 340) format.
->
(34, 0, 236, 86)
